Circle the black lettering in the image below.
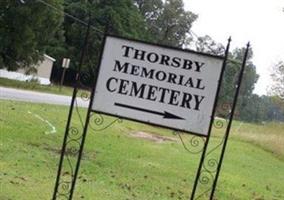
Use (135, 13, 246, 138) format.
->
(121, 45, 134, 57)
(113, 60, 129, 73)
(196, 78, 205, 90)
(183, 59, 193, 70)
(147, 52, 159, 63)
(195, 61, 205, 72)
(129, 81, 146, 98)
(118, 79, 129, 95)
(130, 65, 140, 76)
(160, 54, 170, 66)
(106, 77, 118, 92)
(167, 73, 177, 84)
(178, 75, 184, 85)
(141, 67, 154, 79)
(171, 57, 181, 68)
(158, 87, 170, 103)
(184, 77, 194, 88)
(155, 71, 167, 81)
(169, 90, 180, 106)
(146, 85, 158, 101)
(180, 93, 192, 108)
(194, 95, 205, 110)
(134, 49, 146, 60)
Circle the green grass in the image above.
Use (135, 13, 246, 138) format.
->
(0, 77, 74, 96)
(0, 100, 283, 200)
(230, 121, 284, 159)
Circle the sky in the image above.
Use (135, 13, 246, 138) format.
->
(183, 0, 284, 95)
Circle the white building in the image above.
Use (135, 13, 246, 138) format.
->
(0, 54, 55, 85)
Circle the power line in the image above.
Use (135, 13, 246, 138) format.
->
(36, 0, 104, 34)
(32, 0, 228, 54)
(36, 0, 205, 42)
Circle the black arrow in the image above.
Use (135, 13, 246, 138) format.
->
(114, 103, 184, 120)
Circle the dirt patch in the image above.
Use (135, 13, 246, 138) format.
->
(28, 142, 79, 157)
(130, 131, 177, 143)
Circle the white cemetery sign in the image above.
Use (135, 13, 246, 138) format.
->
(92, 35, 224, 136)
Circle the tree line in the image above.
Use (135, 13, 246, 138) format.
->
(0, 0, 283, 122)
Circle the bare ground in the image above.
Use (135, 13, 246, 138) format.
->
(130, 131, 177, 143)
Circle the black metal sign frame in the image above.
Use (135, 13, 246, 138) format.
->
(90, 34, 225, 137)
(51, 27, 250, 200)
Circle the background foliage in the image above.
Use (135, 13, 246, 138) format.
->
(0, 0, 64, 70)
(0, 0, 283, 123)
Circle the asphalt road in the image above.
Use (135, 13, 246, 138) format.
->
(0, 86, 89, 107)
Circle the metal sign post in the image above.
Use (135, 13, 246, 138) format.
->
(52, 17, 91, 200)
(190, 42, 251, 200)
(26, 0, 251, 198)
(52, 32, 250, 200)
(189, 37, 231, 200)
(60, 58, 70, 91)
(209, 43, 250, 199)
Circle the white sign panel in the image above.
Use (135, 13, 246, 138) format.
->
(92, 35, 224, 136)
(62, 58, 70, 68)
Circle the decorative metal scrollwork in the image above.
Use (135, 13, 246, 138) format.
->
(195, 188, 211, 200)
(68, 126, 82, 141)
(206, 136, 225, 157)
(174, 131, 205, 154)
(202, 158, 219, 174)
(77, 72, 92, 102)
(193, 170, 215, 200)
(213, 119, 224, 129)
(79, 91, 91, 101)
(193, 100, 233, 199)
(214, 103, 232, 129)
(199, 170, 214, 185)
(55, 125, 84, 199)
(89, 112, 123, 131)
(56, 181, 71, 199)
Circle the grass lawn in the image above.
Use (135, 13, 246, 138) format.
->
(0, 77, 74, 96)
(0, 100, 283, 200)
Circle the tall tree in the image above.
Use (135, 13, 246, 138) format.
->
(63, 0, 148, 76)
(269, 61, 284, 99)
(225, 47, 259, 121)
(197, 39, 259, 121)
(194, 35, 225, 55)
(0, 0, 65, 71)
(194, 37, 259, 114)
(135, 0, 197, 47)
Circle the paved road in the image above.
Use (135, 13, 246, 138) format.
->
(0, 87, 89, 107)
